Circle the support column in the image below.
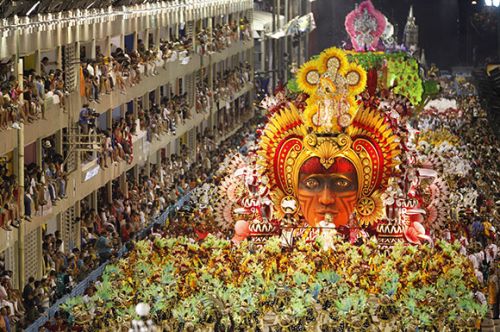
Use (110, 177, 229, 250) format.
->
(120, 103, 126, 119)
(277, 0, 282, 82)
(106, 181, 112, 205)
(119, 173, 128, 198)
(133, 32, 138, 51)
(154, 27, 161, 48)
(143, 92, 151, 110)
(297, 0, 303, 66)
(106, 109, 112, 131)
(104, 36, 111, 58)
(208, 17, 213, 51)
(90, 39, 96, 60)
(74, 40, 82, 122)
(35, 138, 43, 166)
(55, 130, 63, 156)
(261, 36, 266, 73)
(56, 213, 63, 251)
(155, 87, 161, 105)
(36, 228, 43, 279)
(56, 46, 63, 71)
(303, 0, 311, 62)
(17, 57, 26, 288)
(284, 0, 289, 82)
(156, 149, 162, 168)
(118, 34, 125, 52)
(144, 28, 150, 50)
(145, 157, 151, 178)
(34, 50, 41, 73)
(133, 98, 140, 135)
(133, 165, 139, 184)
(75, 201, 81, 249)
(91, 190, 98, 210)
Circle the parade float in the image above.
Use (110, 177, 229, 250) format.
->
(61, 1, 491, 330)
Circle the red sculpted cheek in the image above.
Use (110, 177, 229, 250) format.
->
(298, 193, 316, 224)
(336, 191, 357, 211)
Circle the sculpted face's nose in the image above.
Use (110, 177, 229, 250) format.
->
(318, 187, 336, 206)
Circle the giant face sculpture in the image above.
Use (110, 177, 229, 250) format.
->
(297, 157, 358, 227)
(258, 47, 400, 230)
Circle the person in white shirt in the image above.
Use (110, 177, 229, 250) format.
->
(86, 62, 95, 77)
(0, 278, 16, 317)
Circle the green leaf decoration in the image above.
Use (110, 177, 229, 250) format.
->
(59, 235, 484, 330)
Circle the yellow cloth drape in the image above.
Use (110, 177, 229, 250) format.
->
(79, 66, 86, 97)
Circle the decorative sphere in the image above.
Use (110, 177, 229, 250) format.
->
(135, 303, 150, 317)
(234, 220, 250, 237)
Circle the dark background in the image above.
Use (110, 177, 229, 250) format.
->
(310, 0, 498, 70)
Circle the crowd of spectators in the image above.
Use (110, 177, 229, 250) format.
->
(159, 35, 192, 64)
(196, 76, 213, 114)
(0, 114, 257, 330)
(77, 90, 193, 168)
(213, 62, 252, 104)
(0, 264, 25, 327)
(22, 139, 67, 226)
(81, 34, 193, 105)
(196, 17, 251, 56)
(196, 62, 252, 114)
(0, 157, 20, 231)
(79, 61, 250, 171)
(1, 136, 69, 232)
(45, 116, 259, 330)
(0, 29, 254, 328)
(0, 58, 67, 132)
(415, 77, 500, 317)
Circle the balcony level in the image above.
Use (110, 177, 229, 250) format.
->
(0, 40, 253, 157)
(0, 0, 253, 58)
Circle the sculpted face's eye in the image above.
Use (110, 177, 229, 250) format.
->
(305, 178, 320, 190)
(336, 179, 351, 188)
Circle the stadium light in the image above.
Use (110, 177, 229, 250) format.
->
(485, 0, 500, 6)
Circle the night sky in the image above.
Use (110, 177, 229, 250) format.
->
(310, 0, 496, 69)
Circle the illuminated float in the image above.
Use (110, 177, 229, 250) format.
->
(61, 2, 488, 330)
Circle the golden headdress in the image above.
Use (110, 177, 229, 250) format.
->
(258, 47, 400, 226)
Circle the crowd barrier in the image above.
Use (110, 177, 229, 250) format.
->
(24, 193, 191, 331)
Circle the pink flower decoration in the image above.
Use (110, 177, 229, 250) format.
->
(404, 221, 433, 245)
(345, 0, 386, 51)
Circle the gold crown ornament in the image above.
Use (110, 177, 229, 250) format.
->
(258, 47, 400, 228)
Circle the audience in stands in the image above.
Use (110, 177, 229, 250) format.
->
(0, 22, 254, 328)
(196, 19, 250, 56)
(0, 61, 61, 132)
(80, 33, 194, 106)
(0, 157, 21, 231)
(0, 114, 255, 329)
